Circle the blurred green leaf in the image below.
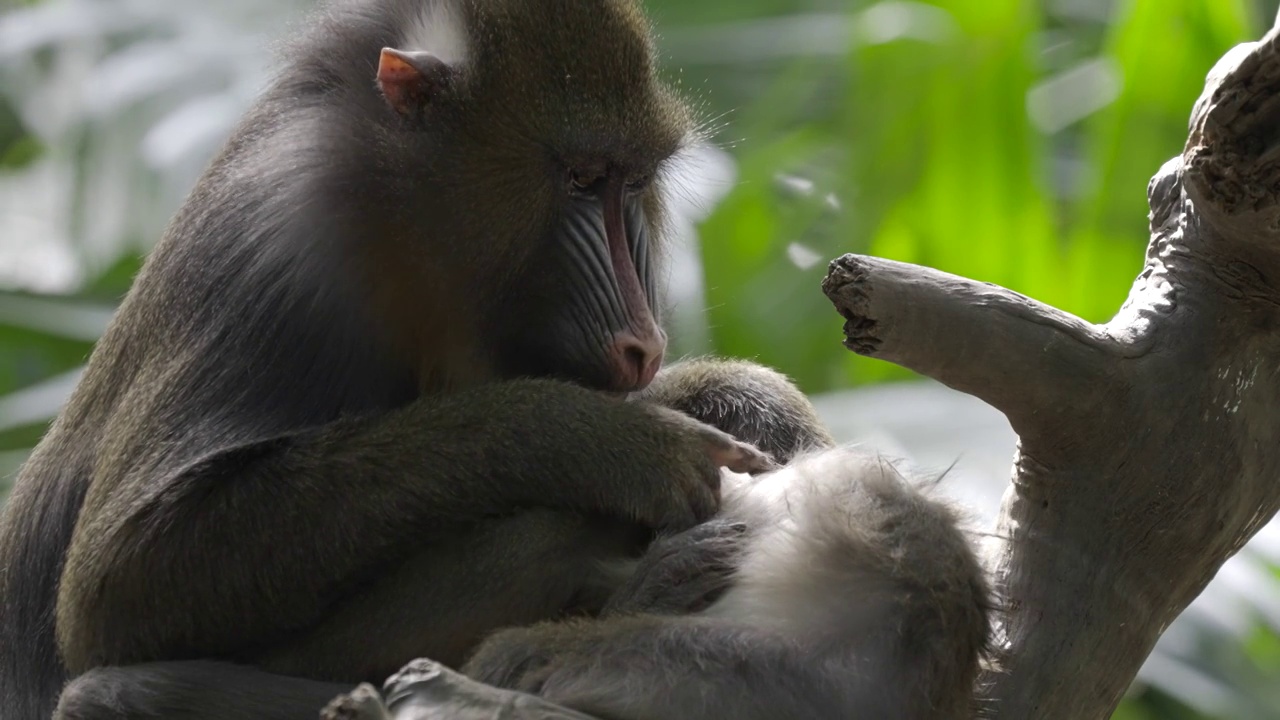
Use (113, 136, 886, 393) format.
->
(81, 252, 146, 300)
(0, 311, 95, 396)
(697, 0, 1061, 392)
(0, 293, 113, 447)
(0, 94, 42, 170)
(1247, 623, 1280, 671)
(1113, 698, 1157, 720)
(1065, 0, 1256, 321)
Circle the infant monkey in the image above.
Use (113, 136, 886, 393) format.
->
(465, 359, 993, 720)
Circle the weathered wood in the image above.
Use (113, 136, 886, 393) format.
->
(822, 16, 1280, 720)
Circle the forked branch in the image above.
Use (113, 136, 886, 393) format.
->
(824, 17, 1280, 720)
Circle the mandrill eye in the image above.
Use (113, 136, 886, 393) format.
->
(626, 174, 651, 193)
(568, 169, 602, 196)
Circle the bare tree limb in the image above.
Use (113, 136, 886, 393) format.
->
(823, 18, 1280, 720)
(820, 256, 1129, 439)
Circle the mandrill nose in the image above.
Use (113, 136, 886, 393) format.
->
(607, 330, 666, 392)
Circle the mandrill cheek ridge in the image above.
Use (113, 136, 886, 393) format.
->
(561, 199, 653, 334)
(625, 203, 657, 311)
(553, 199, 666, 393)
(562, 208, 629, 331)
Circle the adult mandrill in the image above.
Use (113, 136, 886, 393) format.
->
(0, 0, 993, 718)
(0, 0, 775, 718)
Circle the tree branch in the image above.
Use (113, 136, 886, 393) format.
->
(823, 17, 1280, 720)
(820, 256, 1130, 439)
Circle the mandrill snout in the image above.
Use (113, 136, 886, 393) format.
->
(606, 328, 665, 392)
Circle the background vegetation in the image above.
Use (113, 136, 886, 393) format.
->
(2, 0, 1279, 716)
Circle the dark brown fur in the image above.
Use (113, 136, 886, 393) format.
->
(0, 1, 991, 718)
(0, 1, 758, 718)
(637, 358, 836, 464)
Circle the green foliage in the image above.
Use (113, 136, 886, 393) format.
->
(1112, 690, 1219, 720)
(1061, 0, 1254, 318)
(0, 318, 89, 396)
(0, 95, 42, 170)
(0, 290, 114, 491)
(687, 0, 1259, 394)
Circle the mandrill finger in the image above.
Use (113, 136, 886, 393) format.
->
(647, 404, 779, 474)
(690, 423, 777, 474)
(712, 439, 777, 474)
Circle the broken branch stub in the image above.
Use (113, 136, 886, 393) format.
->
(823, 19, 1280, 720)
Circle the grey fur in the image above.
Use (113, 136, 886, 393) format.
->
(465, 448, 993, 720)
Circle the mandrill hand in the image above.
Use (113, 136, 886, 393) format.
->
(603, 517, 751, 616)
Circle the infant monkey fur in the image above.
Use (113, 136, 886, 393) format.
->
(466, 447, 994, 720)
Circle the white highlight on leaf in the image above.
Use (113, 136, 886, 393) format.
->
(1026, 58, 1121, 134)
(856, 2, 958, 45)
(775, 173, 815, 196)
(787, 242, 823, 270)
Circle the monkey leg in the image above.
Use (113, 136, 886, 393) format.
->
(55, 509, 641, 720)
(638, 358, 835, 464)
(464, 614, 900, 720)
(54, 661, 351, 720)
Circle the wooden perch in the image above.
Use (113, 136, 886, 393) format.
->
(326, 14, 1280, 720)
(823, 17, 1280, 720)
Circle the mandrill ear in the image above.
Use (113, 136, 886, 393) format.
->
(377, 48, 453, 117)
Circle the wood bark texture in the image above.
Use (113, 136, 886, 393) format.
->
(822, 15, 1280, 720)
(326, 13, 1280, 720)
